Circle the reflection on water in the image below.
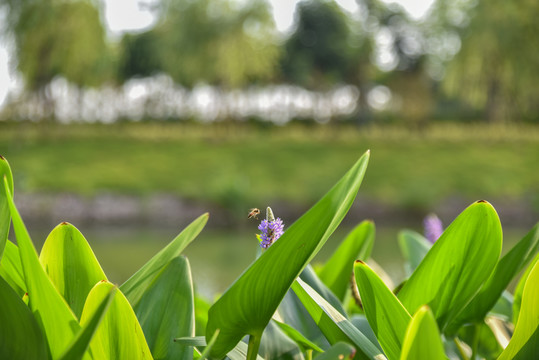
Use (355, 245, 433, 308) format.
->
(27, 224, 523, 299)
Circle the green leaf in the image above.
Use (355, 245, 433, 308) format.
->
(399, 306, 446, 360)
(315, 342, 356, 360)
(258, 320, 304, 360)
(174, 336, 207, 347)
(278, 283, 330, 350)
(0, 274, 48, 360)
(498, 260, 539, 359)
(397, 230, 431, 276)
(195, 294, 211, 336)
(4, 177, 80, 358)
(354, 261, 411, 360)
(59, 286, 116, 360)
(277, 265, 343, 351)
(205, 152, 370, 358)
(80, 281, 152, 360)
(448, 223, 539, 332)
(134, 256, 195, 360)
(174, 336, 264, 360)
(291, 278, 385, 359)
(318, 220, 375, 301)
(120, 213, 208, 306)
(0, 240, 26, 296)
(513, 251, 539, 325)
(397, 201, 502, 333)
(39, 222, 108, 319)
(350, 315, 383, 353)
(272, 319, 324, 353)
(0, 156, 14, 261)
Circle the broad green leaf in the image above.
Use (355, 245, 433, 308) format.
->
(400, 306, 446, 360)
(80, 281, 152, 360)
(195, 294, 211, 336)
(397, 201, 502, 333)
(39, 222, 108, 318)
(291, 278, 386, 359)
(120, 213, 208, 306)
(0, 274, 48, 360)
(354, 261, 411, 360)
(498, 260, 539, 359)
(278, 284, 330, 351)
(0, 240, 26, 296)
(315, 342, 356, 360)
(259, 320, 304, 360)
(0, 156, 13, 261)
(318, 220, 375, 301)
(206, 152, 370, 358)
(448, 223, 539, 332)
(301, 264, 347, 316)
(513, 252, 539, 325)
(350, 315, 383, 353)
(278, 244, 364, 351)
(4, 178, 80, 358)
(397, 230, 431, 276)
(59, 286, 116, 360)
(272, 319, 324, 353)
(134, 256, 195, 360)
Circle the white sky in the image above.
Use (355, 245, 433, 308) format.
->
(0, 0, 434, 107)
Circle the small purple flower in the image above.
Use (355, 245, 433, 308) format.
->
(423, 213, 443, 243)
(258, 217, 284, 249)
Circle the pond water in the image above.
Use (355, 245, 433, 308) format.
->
(27, 224, 524, 300)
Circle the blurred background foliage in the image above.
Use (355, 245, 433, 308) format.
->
(0, 0, 538, 123)
(0, 0, 537, 293)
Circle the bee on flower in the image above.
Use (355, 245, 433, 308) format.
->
(257, 207, 284, 249)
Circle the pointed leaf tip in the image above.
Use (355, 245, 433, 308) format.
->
(477, 199, 488, 203)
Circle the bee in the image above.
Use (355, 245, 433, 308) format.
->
(247, 208, 260, 220)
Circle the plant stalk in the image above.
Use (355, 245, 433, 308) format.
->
(247, 334, 262, 360)
(470, 323, 481, 360)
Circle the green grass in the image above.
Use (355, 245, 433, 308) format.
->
(1, 121, 538, 212)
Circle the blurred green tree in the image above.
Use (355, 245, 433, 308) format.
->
(281, 0, 374, 122)
(432, 0, 539, 122)
(366, 2, 435, 125)
(120, 0, 280, 89)
(1, 0, 111, 119)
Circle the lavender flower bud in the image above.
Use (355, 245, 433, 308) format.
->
(424, 213, 443, 243)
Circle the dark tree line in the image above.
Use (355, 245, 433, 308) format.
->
(1, 0, 538, 123)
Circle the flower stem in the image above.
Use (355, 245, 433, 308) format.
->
(247, 334, 262, 360)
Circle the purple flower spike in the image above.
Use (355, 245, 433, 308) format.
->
(423, 213, 443, 243)
(258, 217, 284, 249)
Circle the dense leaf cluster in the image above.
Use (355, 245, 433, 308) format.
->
(0, 153, 538, 359)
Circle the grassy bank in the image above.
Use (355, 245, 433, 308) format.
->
(1, 121, 538, 213)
